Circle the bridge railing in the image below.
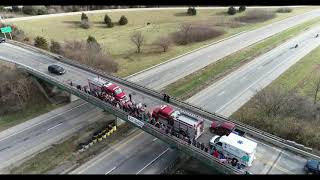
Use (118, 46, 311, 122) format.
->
(15, 61, 243, 175)
(9, 40, 320, 161)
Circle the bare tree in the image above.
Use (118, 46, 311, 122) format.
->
(130, 31, 145, 53)
(312, 75, 320, 104)
(153, 36, 172, 52)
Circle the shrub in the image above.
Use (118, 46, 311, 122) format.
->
(50, 40, 62, 54)
(239, 6, 246, 12)
(153, 36, 172, 52)
(63, 40, 118, 73)
(235, 10, 276, 23)
(34, 36, 49, 50)
(36, 6, 48, 15)
(80, 18, 90, 29)
(81, 12, 88, 21)
(119, 15, 128, 25)
(104, 14, 112, 24)
(227, 6, 237, 15)
(187, 7, 197, 16)
(276, 7, 292, 13)
(171, 23, 224, 45)
(22, 6, 37, 15)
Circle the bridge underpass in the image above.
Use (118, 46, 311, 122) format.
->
(1, 41, 320, 174)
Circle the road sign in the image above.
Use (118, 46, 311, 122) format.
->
(128, 115, 144, 128)
(1, 26, 12, 33)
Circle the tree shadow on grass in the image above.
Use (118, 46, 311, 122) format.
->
(174, 12, 189, 17)
(62, 20, 81, 28)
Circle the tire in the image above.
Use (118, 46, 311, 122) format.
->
(231, 158, 238, 166)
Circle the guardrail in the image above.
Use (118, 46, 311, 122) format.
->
(8, 40, 320, 161)
(16, 61, 243, 175)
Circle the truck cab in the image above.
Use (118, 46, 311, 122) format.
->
(210, 120, 235, 136)
(104, 83, 127, 101)
(210, 133, 257, 167)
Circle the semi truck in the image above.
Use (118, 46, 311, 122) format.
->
(150, 105, 204, 140)
(209, 133, 257, 167)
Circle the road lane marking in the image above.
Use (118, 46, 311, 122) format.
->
(136, 148, 170, 174)
(266, 150, 283, 174)
(0, 102, 88, 143)
(105, 167, 116, 174)
(152, 138, 157, 142)
(47, 123, 63, 131)
(217, 91, 225, 96)
(75, 131, 145, 174)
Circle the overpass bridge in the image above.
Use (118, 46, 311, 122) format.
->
(1, 40, 320, 174)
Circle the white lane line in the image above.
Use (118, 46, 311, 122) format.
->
(136, 148, 170, 174)
(152, 138, 157, 142)
(0, 102, 88, 143)
(47, 123, 63, 131)
(105, 167, 117, 175)
(217, 91, 225, 96)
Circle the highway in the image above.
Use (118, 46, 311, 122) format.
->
(0, 22, 319, 174)
(128, 8, 320, 90)
(0, 99, 114, 173)
(0, 8, 319, 174)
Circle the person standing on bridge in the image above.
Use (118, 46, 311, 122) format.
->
(163, 93, 167, 102)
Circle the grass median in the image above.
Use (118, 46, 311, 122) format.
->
(164, 17, 320, 100)
(232, 46, 320, 151)
(13, 7, 318, 77)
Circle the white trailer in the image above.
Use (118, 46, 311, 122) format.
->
(210, 133, 257, 167)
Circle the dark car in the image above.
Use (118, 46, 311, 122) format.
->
(48, 65, 66, 75)
(0, 37, 6, 43)
(304, 159, 320, 174)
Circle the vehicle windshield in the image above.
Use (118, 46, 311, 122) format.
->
(114, 88, 123, 95)
(214, 136, 221, 143)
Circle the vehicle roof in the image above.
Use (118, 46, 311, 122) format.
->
(221, 122, 236, 130)
(307, 159, 320, 169)
(88, 77, 107, 86)
(219, 133, 257, 154)
(106, 83, 118, 90)
(178, 114, 200, 127)
(160, 105, 174, 115)
(49, 64, 63, 69)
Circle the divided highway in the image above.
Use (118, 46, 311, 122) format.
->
(0, 8, 320, 174)
(0, 99, 112, 172)
(128, 8, 320, 90)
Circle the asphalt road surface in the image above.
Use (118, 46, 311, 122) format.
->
(0, 99, 114, 173)
(1, 8, 319, 174)
(0, 22, 318, 174)
(128, 8, 320, 90)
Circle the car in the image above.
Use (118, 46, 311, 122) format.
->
(304, 159, 320, 174)
(0, 37, 6, 43)
(48, 64, 66, 75)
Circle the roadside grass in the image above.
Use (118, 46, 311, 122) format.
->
(232, 46, 320, 150)
(10, 119, 136, 174)
(164, 17, 320, 100)
(0, 97, 62, 132)
(12, 7, 318, 77)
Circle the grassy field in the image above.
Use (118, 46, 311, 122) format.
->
(232, 46, 320, 150)
(164, 17, 320, 99)
(12, 7, 318, 77)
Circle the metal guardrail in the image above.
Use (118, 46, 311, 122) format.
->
(8, 41, 320, 160)
(16, 62, 243, 175)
